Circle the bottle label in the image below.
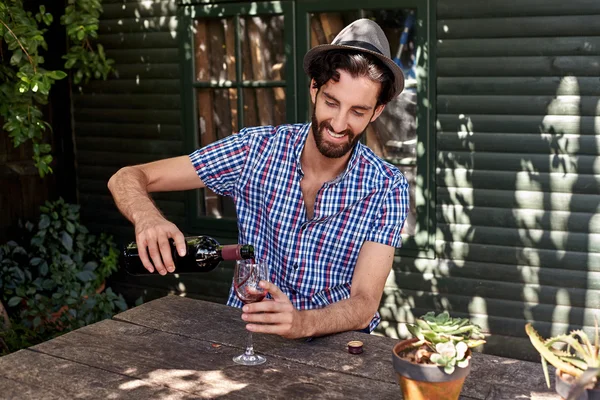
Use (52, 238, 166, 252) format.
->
(221, 245, 241, 260)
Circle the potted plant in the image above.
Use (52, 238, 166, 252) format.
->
(392, 311, 486, 400)
(0, 198, 129, 355)
(525, 323, 600, 400)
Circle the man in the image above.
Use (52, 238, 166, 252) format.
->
(108, 19, 409, 339)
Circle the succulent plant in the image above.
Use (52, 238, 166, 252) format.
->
(525, 323, 600, 399)
(406, 311, 487, 374)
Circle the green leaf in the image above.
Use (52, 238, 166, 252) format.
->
(30, 257, 43, 266)
(10, 50, 23, 65)
(76, 270, 95, 282)
(61, 231, 73, 252)
(66, 221, 76, 234)
(39, 215, 50, 230)
(83, 261, 97, 271)
(76, 29, 85, 41)
(8, 297, 22, 307)
(47, 70, 67, 80)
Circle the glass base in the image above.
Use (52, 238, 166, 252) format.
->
(233, 353, 266, 366)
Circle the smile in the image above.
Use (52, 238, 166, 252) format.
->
(326, 127, 345, 139)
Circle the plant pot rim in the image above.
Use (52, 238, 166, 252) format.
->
(555, 369, 600, 400)
(392, 338, 472, 383)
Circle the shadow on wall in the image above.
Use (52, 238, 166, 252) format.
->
(380, 73, 600, 360)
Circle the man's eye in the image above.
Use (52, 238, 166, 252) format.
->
(325, 101, 337, 107)
(353, 111, 365, 117)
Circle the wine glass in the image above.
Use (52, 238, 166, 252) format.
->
(233, 259, 269, 366)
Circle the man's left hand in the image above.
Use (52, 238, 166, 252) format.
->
(241, 281, 305, 339)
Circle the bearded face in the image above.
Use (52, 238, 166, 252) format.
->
(311, 105, 367, 159)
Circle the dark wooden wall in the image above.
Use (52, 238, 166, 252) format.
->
(379, 0, 600, 360)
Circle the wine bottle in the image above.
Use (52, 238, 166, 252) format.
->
(121, 235, 254, 275)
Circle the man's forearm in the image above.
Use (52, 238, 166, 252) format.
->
(108, 166, 162, 224)
(298, 294, 376, 337)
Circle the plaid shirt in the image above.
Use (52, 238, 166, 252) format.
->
(190, 123, 409, 332)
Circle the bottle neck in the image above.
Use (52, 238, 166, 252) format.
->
(219, 244, 254, 261)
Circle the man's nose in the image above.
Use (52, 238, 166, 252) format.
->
(329, 112, 348, 133)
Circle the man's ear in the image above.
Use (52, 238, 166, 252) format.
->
(309, 79, 318, 104)
(370, 104, 386, 123)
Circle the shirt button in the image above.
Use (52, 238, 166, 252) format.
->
(301, 225, 307, 231)
(293, 263, 299, 270)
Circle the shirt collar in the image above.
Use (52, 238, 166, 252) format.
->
(293, 123, 362, 184)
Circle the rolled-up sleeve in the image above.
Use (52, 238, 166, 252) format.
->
(365, 173, 409, 248)
(189, 129, 251, 197)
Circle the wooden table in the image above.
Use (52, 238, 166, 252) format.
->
(0, 295, 559, 399)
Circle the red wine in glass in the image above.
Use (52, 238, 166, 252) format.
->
(235, 284, 266, 304)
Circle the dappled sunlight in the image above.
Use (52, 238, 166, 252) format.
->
(119, 369, 248, 398)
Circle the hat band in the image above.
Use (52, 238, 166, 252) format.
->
(335, 40, 384, 56)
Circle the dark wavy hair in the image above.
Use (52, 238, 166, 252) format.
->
(306, 50, 395, 106)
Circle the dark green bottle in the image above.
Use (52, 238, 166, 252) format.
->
(121, 236, 254, 275)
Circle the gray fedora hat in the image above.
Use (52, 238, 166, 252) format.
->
(303, 18, 405, 98)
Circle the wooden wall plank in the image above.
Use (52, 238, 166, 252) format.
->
(437, 168, 600, 194)
(438, 187, 600, 214)
(438, 152, 600, 175)
(99, 17, 177, 34)
(74, 109, 181, 124)
(438, 37, 600, 57)
(438, 205, 600, 234)
(75, 122, 181, 140)
(438, 132, 600, 155)
(438, 77, 600, 96)
(106, 48, 179, 64)
(77, 151, 179, 168)
(393, 258, 600, 290)
(82, 79, 180, 94)
(437, 0, 600, 18)
(74, 94, 180, 110)
(438, 15, 600, 40)
(99, 32, 178, 49)
(438, 114, 600, 135)
(77, 137, 182, 155)
(102, 1, 177, 20)
(438, 56, 600, 77)
(437, 95, 600, 116)
(112, 64, 180, 79)
(437, 223, 600, 253)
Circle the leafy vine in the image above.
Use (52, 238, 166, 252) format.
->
(0, 0, 113, 177)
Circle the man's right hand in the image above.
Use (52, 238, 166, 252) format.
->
(134, 213, 187, 275)
(107, 156, 206, 275)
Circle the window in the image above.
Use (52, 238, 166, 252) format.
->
(179, 2, 296, 236)
(296, 0, 435, 255)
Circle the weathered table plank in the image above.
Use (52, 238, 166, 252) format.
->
(113, 295, 557, 400)
(28, 319, 401, 399)
(0, 348, 194, 399)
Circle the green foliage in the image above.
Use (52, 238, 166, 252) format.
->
(526, 323, 600, 397)
(0, 0, 113, 177)
(61, 0, 113, 84)
(0, 198, 127, 356)
(406, 311, 487, 374)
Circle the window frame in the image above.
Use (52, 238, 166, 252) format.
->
(178, 1, 297, 238)
(295, 0, 436, 257)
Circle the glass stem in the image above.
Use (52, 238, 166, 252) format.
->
(245, 332, 255, 356)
